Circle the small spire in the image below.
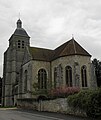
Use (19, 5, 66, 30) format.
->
(17, 19, 22, 28)
(72, 34, 74, 39)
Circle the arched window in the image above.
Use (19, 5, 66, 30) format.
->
(18, 40, 21, 48)
(38, 69, 47, 89)
(24, 70, 28, 92)
(65, 66, 72, 87)
(22, 41, 24, 48)
(81, 65, 87, 87)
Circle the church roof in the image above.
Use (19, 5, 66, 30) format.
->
(28, 47, 54, 61)
(53, 38, 91, 59)
(28, 38, 91, 61)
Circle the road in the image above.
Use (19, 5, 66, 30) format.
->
(0, 108, 93, 120)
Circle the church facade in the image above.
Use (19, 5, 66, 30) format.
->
(2, 19, 97, 106)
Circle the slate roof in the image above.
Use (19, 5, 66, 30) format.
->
(28, 38, 91, 61)
(14, 28, 29, 37)
(53, 38, 91, 59)
(13, 19, 29, 37)
(28, 47, 54, 62)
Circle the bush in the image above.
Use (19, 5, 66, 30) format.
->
(48, 86, 80, 98)
(86, 88, 101, 118)
(67, 88, 101, 118)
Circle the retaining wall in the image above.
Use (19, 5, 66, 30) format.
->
(17, 98, 86, 117)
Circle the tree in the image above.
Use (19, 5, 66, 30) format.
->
(92, 58, 101, 87)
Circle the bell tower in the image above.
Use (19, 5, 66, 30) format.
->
(2, 19, 30, 106)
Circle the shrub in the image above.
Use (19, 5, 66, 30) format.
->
(67, 88, 101, 118)
(86, 88, 101, 118)
(48, 86, 80, 98)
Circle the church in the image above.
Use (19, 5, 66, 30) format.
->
(2, 19, 97, 106)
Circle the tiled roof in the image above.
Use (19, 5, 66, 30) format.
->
(53, 38, 91, 59)
(28, 47, 54, 62)
(28, 38, 91, 61)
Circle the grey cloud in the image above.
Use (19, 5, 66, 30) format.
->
(0, 0, 101, 76)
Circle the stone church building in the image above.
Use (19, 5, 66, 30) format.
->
(2, 19, 97, 106)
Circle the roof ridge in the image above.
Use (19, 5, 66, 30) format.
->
(55, 39, 74, 57)
(29, 46, 53, 51)
(54, 40, 69, 57)
(73, 39, 91, 56)
(72, 39, 76, 54)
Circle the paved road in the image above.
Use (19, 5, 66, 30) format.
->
(0, 108, 95, 120)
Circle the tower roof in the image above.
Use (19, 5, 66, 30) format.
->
(13, 19, 29, 37)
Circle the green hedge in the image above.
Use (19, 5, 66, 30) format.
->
(67, 88, 101, 118)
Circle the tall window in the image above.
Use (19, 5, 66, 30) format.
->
(81, 65, 87, 87)
(24, 70, 28, 92)
(18, 40, 20, 48)
(65, 66, 72, 87)
(17, 40, 25, 48)
(38, 69, 47, 89)
(22, 41, 24, 48)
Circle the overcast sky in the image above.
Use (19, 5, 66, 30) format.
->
(0, 0, 101, 76)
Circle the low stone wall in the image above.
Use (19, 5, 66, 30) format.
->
(17, 98, 86, 117)
(17, 98, 38, 110)
(40, 98, 86, 116)
(40, 98, 67, 113)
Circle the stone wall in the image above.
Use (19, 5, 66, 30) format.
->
(17, 98, 86, 117)
(51, 55, 95, 88)
(40, 98, 68, 113)
(17, 98, 38, 110)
